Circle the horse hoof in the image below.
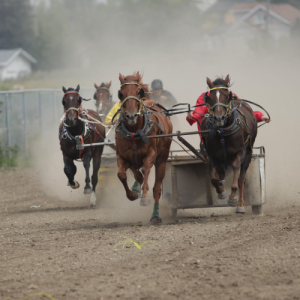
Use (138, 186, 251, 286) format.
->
(84, 188, 92, 195)
(235, 207, 246, 214)
(129, 191, 139, 201)
(150, 216, 162, 224)
(131, 181, 141, 194)
(218, 191, 227, 199)
(89, 192, 96, 208)
(227, 199, 238, 207)
(70, 181, 80, 189)
(140, 198, 151, 206)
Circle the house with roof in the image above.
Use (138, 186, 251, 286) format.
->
(228, 2, 300, 40)
(198, 1, 300, 53)
(0, 48, 37, 81)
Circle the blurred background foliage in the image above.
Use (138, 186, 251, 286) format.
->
(0, 0, 203, 70)
(0, 0, 299, 72)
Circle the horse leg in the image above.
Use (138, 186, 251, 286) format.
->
(150, 160, 167, 224)
(83, 154, 92, 195)
(63, 156, 79, 189)
(209, 159, 225, 196)
(236, 148, 252, 214)
(117, 154, 139, 201)
(228, 154, 242, 207)
(216, 164, 227, 199)
(140, 153, 155, 207)
(130, 168, 143, 198)
(89, 148, 103, 208)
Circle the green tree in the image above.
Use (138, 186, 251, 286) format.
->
(0, 0, 35, 52)
(34, 0, 203, 69)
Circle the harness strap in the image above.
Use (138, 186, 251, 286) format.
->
(120, 81, 143, 89)
(219, 128, 228, 170)
(209, 86, 229, 91)
(131, 133, 139, 171)
(63, 91, 79, 97)
(96, 87, 110, 92)
(78, 135, 84, 158)
(131, 132, 137, 146)
(237, 109, 251, 146)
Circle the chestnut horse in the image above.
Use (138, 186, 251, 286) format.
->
(201, 75, 257, 213)
(93, 81, 113, 116)
(116, 72, 172, 223)
(59, 85, 105, 207)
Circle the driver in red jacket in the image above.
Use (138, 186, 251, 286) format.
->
(186, 91, 271, 136)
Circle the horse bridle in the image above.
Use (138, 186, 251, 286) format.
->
(204, 86, 240, 121)
(62, 91, 82, 113)
(119, 81, 145, 117)
(62, 91, 91, 125)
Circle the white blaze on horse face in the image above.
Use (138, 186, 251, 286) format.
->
(216, 91, 220, 103)
(99, 102, 103, 110)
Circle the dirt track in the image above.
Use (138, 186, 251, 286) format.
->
(1, 168, 300, 300)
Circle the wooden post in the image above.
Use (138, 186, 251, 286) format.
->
(5, 93, 11, 150)
(22, 92, 28, 157)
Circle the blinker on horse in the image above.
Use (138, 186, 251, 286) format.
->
(202, 75, 257, 214)
(59, 85, 105, 208)
(115, 72, 173, 224)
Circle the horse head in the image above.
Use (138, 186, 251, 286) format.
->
(206, 75, 232, 127)
(62, 85, 82, 127)
(94, 81, 112, 114)
(118, 71, 148, 126)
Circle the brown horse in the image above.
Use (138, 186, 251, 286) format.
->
(201, 75, 257, 213)
(115, 72, 172, 223)
(59, 85, 105, 207)
(93, 81, 113, 116)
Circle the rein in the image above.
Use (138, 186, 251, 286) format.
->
(154, 88, 270, 129)
(61, 108, 111, 128)
(235, 98, 271, 128)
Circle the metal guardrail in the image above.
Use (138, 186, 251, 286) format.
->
(0, 88, 95, 157)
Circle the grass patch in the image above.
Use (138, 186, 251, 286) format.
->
(0, 143, 19, 170)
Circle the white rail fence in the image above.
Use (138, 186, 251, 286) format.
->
(0, 88, 95, 157)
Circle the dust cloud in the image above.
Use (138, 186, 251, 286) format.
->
(31, 128, 155, 223)
(31, 2, 300, 219)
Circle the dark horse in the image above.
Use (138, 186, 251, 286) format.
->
(115, 72, 173, 223)
(202, 75, 257, 213)
(59, 85, 105, 207)
(93, 81, 113, 116)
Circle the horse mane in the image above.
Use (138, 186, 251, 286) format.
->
(213, 77, 232, 87)
(100, 82, 108, 88)
(66, 87, 76, 92)
(123, 72, 150, 99)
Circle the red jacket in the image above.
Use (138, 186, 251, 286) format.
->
(186, 92, 264, 135)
